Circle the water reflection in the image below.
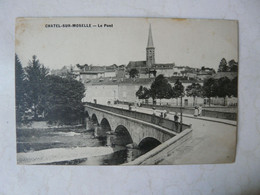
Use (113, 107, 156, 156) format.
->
(78, 147, 145, 165)
(17, 123, 157, 165)
(85, 134, 146, 165)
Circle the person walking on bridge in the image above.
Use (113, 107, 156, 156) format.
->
(128, 103, 132, 111)
(194, 106, 199, 117)
(174, 112, 179, 122)
(163, 109, 167, 118)
(174, 112, 180, 132)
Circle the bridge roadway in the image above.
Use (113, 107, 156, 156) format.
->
(113, 104, 237, 164)
(84, 103, 192, 148)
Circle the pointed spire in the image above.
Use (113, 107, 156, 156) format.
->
(147, 24, 154, 48)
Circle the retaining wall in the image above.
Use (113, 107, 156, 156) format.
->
(141, 104, 237, 121)
(125, 128, 192, 165)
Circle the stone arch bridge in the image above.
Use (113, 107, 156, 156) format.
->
(84, 103, 190, 147)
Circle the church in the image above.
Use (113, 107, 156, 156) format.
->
(127, 24, 176, 78)
(81, 24, 203, 105)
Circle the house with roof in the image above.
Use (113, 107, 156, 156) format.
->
(77, 63, 118, 81)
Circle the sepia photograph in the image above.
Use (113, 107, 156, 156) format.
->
(15, 17, 238, 165)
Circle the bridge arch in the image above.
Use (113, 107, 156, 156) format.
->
(100, 118, 112, 132)
(138, 137, 161, 152)
(91, 114, 99, 125)
(85, 111, 90, 118)
(114, 125, 133, 146)
(85, 105, 176, 148)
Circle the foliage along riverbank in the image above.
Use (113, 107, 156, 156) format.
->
(17, 121, 84, 130)
(15, 54, 85, 126)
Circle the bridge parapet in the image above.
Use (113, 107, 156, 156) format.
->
(84, 102, 191, 133)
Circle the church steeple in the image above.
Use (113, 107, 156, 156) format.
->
(147, 24, 154, 48)
(146, 24, 155, 68)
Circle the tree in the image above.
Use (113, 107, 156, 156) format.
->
(24, 55, 49, 119)
(136, 86, 150, 100)
(229, 76, 238, 97)
(172, 79, 184, 106)
(76, 64, 88, 70)
(215, 77, 232, 106)
(15, 54, 26, 123)
(228, 59, 238, 72)
(172, 79, 185, 131)
(150, 75, 172, 104)
(44, 75, 85, 124)
(186, 83, 203, 106)
(15, 55, 86, 125)
(65, 66, 78, 80)
(202, 78, 217, 106)
(136, 86, 144, 99)
(142, 87, 150, 100)
(129, 68, 139, 78)
(218, 58, 228, 72)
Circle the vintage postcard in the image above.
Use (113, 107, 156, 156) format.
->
(15, 17, 238, 165)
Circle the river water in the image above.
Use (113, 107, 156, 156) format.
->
(17, 125, 148, 165)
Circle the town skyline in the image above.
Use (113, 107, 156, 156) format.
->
(16, 18, 238, 71)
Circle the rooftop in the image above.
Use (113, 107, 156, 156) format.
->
(152, 63, 175, 69)
(211, 72, 237, 80)
(80, 71, 105, 74)
(84, 76, 202, 86)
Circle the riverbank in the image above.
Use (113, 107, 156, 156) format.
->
(17, 146, 115, 165)
(16, 123, 146, 165)
(17, 121, 83, 130)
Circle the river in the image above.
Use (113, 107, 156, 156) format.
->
(16, 125, 148, 165)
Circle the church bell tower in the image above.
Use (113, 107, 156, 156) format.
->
(146, 24, 155, 68)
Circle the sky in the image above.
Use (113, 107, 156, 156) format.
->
(15, 17, 238, 70)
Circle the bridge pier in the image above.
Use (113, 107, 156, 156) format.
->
(94, 126, 107, 137)
(85, 117, 90, 130)
(126, 143, 138, 149)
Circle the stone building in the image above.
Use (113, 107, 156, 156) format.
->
(83, 76, 205, 106)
